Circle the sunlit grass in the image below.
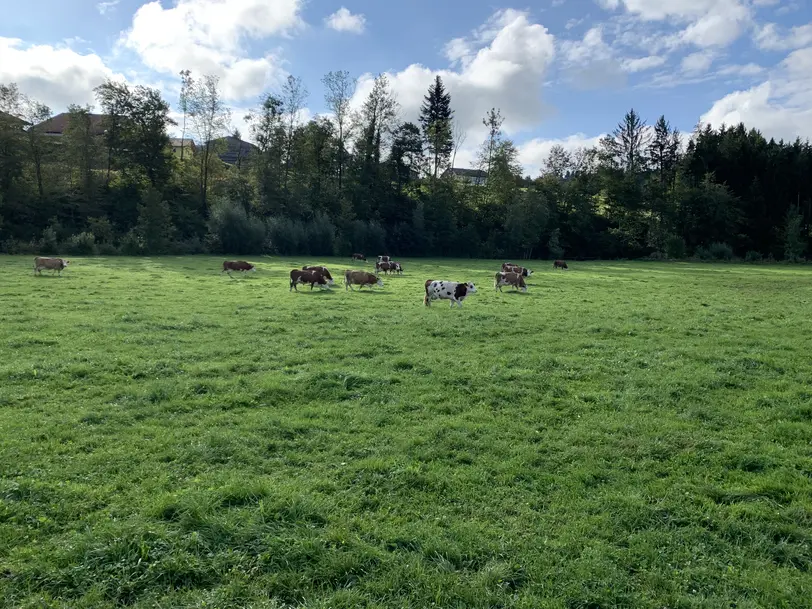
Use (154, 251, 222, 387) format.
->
(1, 255, 811, 608)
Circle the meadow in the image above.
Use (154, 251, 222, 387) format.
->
(0, 255, 811, 609)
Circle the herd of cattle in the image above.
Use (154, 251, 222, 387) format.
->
(33, 255, 570, 308)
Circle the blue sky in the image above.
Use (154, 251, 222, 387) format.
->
(2, 0, 811, 173)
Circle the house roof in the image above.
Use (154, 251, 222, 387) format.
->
(169, 137, 195, 148)
(0, 110, 28, 128)
(208, 135, 258, 165)
(444, 167, 488, 179)
(33, 112, 108, 136)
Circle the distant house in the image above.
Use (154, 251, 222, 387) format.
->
(207, 135, 257, 167)
(33, 112, 108, 137)
(442, 167, 488, 186)
(169, 137, 196, 157)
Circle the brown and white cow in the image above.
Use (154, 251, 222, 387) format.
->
(390, 261, 403, 275)
(502, 262, 533, 277)
(34, 257, 70, 276)
(290, 269, 328, 292)
(351, 253, 367, 261)
(494, 271, 527, 292)
(375, 261, 397, 275)
(222, 260, 256, 277)
(553, 260, 569, 270)
(377, 255, 390, 264)
(424, 279, 477, 308)
(345, 270, 383, 291)
(302, 265, 335, 285)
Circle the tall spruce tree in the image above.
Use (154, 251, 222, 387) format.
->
(419, 76, 453, 179)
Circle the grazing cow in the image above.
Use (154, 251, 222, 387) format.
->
(302, 265, 335, 285)
(553, 260, 569, 270)
(502, 262, 533, 277)
(494, 271, 528, 292)
(34, 257, 69, 276)
(375, 261, 397, 275)
(424, 280, 477, 308)
(390, 261, 403, 275)
(351, 253, 367, 261)
(377, 255, 390, 264)
(222, 260, 256, 277)
(290, 269, 328, 292)
(345, 270, 383, 291)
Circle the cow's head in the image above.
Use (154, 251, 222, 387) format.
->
(62, 260, 70, 268)
(376, 279, 384, 287)
(467, 282, 477, 293)
(250, 265, 256, 272)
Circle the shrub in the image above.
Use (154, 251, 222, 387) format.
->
(169, 238, 205, 255)
(87, 217, 115, 244)
(207, 199, 266, 254)
(665, 236, 686, 259)
(137, 188, 175, 254)
(97, 243, 119, 256)
(1, 239, 21, 254)
(648, 251, 666, 260)
(709, 242, 734, 260)
(267, 217, 306, 255)
(120, 229, 144, 256)
(39, 227, 60, 254)
(745, 250, 763, 263)
(694, 246, 711, 261)
(65, 232, 98, 256)
(305, 213, 336, 256)
(547, 228, 564, 259)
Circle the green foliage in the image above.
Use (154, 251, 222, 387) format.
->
(783, 205, 805, 262)
(207, 198, 266, 255)
(136, 188, 175, 254)
(120, 229, 144, 255)
(2, 256, 812, 608)
(547, 228, 564, 259)
(709, 241, 734, 260)
(39, 226, 59, 254)
(745, 250, 763, 263)
(665, 235, 686, 259)
(64, 231, 98, 255)
(87, 216, 114, 244)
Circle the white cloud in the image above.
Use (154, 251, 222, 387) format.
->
(700, 48, 812, 141)
(558, 26, 626, 89)
(597, 0, 752, 48)
(752, 0, 779, 6)
(118, 0, 303, 101)
(518, 133, 604, 175)
(96, 0, 119, 15)
(717, 63, 765, 76)
(681, 50, 715, 74)
(325, 7, 366, 34)
(0, 37, 123, 111)
(753, 22, 812, 51)
(622, 54, 666, 72)
(351, 9, 556, 142)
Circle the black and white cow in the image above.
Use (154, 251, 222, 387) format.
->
(424, 279, 477, 308)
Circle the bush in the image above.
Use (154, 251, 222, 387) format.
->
(709, 242, 734, 260)
(97, 243, 119, 256)
(207, 199, 266, 254)
(87, 217, 115, 244)
(39, 227, 60, 254)
(120, 229, 144, 256)
(745, 250, 763, 263)
(1, 238, 21, 254)
(648, 251, 666, 260)
(694, 246, 711, 260)
(665, 236, 686, 259)
(305, 213, 336, 256)
(267, 217, 306, 255)
(169, 238, 206, 255)
(64, 232, 98, 256)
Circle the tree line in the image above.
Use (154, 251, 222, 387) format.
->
(0, 72, 810, 261)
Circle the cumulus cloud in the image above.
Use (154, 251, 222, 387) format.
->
(622, 55, 666, 72)
(753, 22, 812, 51)
(351, 9, 556, 142)
(700, 48, 812, 141)
(325, 7, 366, 34)
(518, 133, 604, 176)
(0, 37, 123, 111)
(118, 0, 303, 101)
(681, 50, 715, 74)
(597, 0, 752, 48)
(558, 26, 627, 89)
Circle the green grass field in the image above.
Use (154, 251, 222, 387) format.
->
(1, 255, 811, 609)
